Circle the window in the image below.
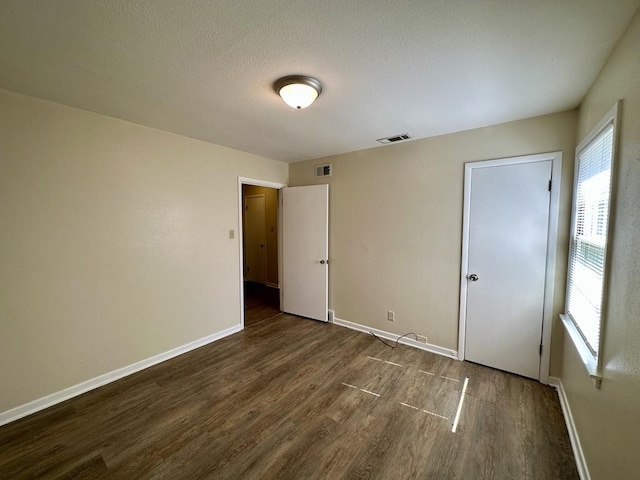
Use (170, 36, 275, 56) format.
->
(561, 102, 619, 387)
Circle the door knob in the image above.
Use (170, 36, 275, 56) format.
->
(468, 273, 479, 281)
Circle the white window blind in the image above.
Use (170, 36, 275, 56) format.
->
(566, 122, 614, 356)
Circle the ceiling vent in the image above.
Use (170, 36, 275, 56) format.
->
(376, 133, 412, 145)
(315, 163, 332, 178)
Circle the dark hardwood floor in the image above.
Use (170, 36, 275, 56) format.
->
(243, 281, 280, 327)
(0, 287, 578, 479)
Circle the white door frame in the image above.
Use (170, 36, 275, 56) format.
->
(238, 177, 287, 329)
(457, 152, 562, 384)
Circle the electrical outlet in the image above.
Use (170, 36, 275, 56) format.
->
(416, 335, 428, 344)
(387, 311, 395, 322)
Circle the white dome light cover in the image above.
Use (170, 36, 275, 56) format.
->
(274, 75, 322, 109)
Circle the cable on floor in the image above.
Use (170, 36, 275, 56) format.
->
(369, 331, 418, 348)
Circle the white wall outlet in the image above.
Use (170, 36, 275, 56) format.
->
(387, 310, 395, 322)
(228, 229, 235, 239)
(417, 335, 428, 344)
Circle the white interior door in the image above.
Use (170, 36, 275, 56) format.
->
(244, 195, 266, 284)
(463, 158, 552, 379)
(282, 185, 329, 322)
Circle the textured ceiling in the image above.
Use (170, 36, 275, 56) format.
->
(1, 1, 639, 163)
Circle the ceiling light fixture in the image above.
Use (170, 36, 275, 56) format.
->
(274, 75, 322, 109)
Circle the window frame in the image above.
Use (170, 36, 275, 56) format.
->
(561, 101, 620, 389)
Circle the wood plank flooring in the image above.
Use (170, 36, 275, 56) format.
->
(0, 287, 578, 479)
(243, 281, 281, 327)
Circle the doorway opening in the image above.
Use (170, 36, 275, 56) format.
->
(238, 177, 287, 328)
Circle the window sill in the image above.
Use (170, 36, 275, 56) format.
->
(560, 314, 602, 389)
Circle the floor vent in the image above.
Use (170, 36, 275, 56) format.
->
(376, 133, 412, 145)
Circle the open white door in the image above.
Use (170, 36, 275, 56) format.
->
(282, 185, 329, 321)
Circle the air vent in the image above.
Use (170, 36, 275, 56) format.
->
(376, 133, 412, 145)
(315, 163, 332, 177)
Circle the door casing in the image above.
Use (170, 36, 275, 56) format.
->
(457, 152, 562, 384)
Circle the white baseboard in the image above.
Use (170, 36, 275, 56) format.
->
(0, 324, 242, 427)
(333, 317, 458, 360)
(548, 376, 590, 480)
(266, 282, 280, 289)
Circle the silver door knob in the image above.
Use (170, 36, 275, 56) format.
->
(468, 274, 479, 281)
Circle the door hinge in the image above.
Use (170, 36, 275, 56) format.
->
(539, 344, 543, 356)
(548, 179, 552, 192)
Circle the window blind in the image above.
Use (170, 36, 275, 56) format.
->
(566, 123, 614, 355)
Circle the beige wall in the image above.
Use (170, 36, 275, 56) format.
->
(290, 110, 577, 367)
(0, 89, 288, 413)
(559, 9, 640, 480)
(242, 185, 279, 286)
